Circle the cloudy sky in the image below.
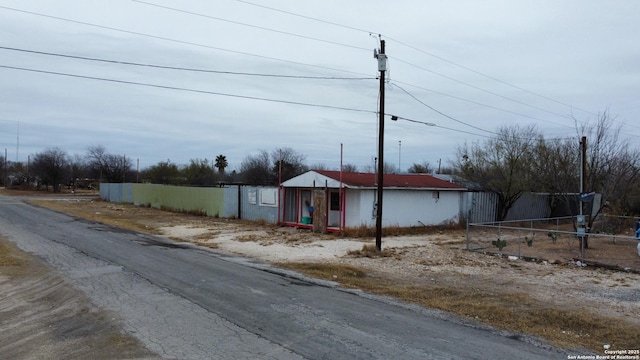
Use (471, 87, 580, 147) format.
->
(1, 0, 638, 172)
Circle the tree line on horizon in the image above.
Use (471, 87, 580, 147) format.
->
(2, 112, 638, 221)
(0, 144, 444, 192)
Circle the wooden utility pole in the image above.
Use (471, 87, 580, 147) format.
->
(580, 136, 588, 251)
(375, 39, 387, 251)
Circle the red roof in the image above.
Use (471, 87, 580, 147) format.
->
(315, 170, 465, 190)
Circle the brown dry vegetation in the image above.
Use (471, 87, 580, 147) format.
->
(6, 190, 638, 353)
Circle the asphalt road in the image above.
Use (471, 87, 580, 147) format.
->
(0, 195, 573, 359)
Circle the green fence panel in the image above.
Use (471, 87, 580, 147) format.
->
(132, 184, 224, 217)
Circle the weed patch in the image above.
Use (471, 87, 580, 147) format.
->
(0, 239, 24, 267)
(347, 244, 394, 258)
(236, 234, 259, 242)
(339, 223, 465, 238)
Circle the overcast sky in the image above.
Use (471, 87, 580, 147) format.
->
(1, 0, 638, 172)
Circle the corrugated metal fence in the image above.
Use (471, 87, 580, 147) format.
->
(460, 192, 551, 223)
(100, 183, 279, 223)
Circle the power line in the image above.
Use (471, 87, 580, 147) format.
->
(0, 46, 376, 81)
(391, 79, 574, 128)
(388, 113, 506, 139)
(131, 0, 371, 52)
(1, 4, 585, 129)
(390, 114, 573, 143)
(233, 0, 375, 35)
(228, 1, 594, 122)
(0, 5, 370, 77)
(391, 56, 575, 122)
(391, 115, 435, 127)
(2, 3, 616, 137)
(387, 87, 574, 142)
(390, 82, 496, 135)
(384, 36, 598, 117)
(0, 65, 377, 114)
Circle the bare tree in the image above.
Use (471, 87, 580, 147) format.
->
(271, 147, 307, 182)
(309, 163, 328, 171)
(240, 150, 273, 185)
(86, 145, 133, 183)
(578, 111, 640, 226)
(407, 161, 434, 174)
(31, 147, 69, 192)
(238, 148, 308, 185)
(68, 154, 88, 191)
(361, 160, 396, 174)
(454, 125, 540, 221)
(342, 163, 358, 172)
(383, 161, 397, 174)
(531, 138, 579, 216)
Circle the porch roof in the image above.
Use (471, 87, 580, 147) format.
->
(281, 170, 467, 190)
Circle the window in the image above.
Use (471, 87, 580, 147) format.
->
(330, 192, 340, 211)
(248, 189, 257, 204)
(260, 188, 278, 207)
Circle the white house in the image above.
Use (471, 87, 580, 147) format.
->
(280, 170, 467, 231)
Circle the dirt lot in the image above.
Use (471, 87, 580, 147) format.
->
(467, 223, 640, 272)
(4, 191, 640, 354)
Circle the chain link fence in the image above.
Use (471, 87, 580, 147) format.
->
(466, 215, 640, 272)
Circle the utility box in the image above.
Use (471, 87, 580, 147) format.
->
(576, 215, 586, 238)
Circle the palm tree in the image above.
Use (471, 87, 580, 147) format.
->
(214, 154, 228, 174)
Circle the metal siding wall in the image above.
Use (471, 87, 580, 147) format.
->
(223, 185, 240, 218)
(283, 188, 297, 223)
(99, 183, 109, 201)
(123, 183, 133, 203)
(132, 184, 163, 208)
(239, 186, 279, 223)
(99, 183, 133, 203)
(504, 193, 551, 221)
(131, 184, 224, 216)
(382, 190, 461, 227)
(462, 192, 552, 223)
(461, 192, 498, 223)
(344, 190, 362, 228)
(358, 190, 376, 227)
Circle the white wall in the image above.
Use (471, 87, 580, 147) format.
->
(345, 190, 363, 227)
(345, 189, 461, 228)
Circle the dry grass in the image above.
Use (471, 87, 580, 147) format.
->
(339, 223, 465, 238)
(236, 234, 260, 242)
(168, 236, 189, 243)
(29, 198, 165, 235)
(347, 244, 395, 258)
(0, 239, 24, 267)
(193, 232, 219, 240)
(276, 262, 639, 352)
(192, 241, 220, 250)
(275, 262, 366, 282)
